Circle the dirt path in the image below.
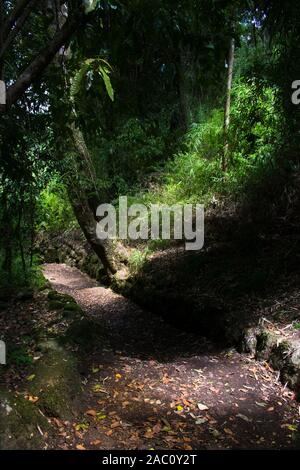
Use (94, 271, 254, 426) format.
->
(43, 263, 300, 450)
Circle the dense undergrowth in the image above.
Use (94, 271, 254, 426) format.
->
(0, 74, 294, 293)
(1, 1, 299, 304)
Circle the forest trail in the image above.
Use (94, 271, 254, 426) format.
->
(43, 263, 300, 450)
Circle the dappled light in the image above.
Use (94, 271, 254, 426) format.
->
(0, 0, 300, 457)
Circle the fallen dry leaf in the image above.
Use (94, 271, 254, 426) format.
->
(111, 421, 121, 429)
(25, 395, 39, 403)
(197, 402, 209, 411)
(76, 444, 86, 451)
(90, 440, 102, 446)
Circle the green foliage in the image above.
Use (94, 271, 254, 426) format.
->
(128, 248, 150, 273)
(94, 116, 169, 195)
(162, 153, 224, 204)
(0, 254, 47, 293)
(1, 0, 298, 297)
(36, 180, 77, 233)
(186, 109, 224, 159)
(229, 79, 281, 166)
(8, 346, 33, 366)
(139, 78, 282, 206)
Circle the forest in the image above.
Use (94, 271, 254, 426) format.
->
(1, 0, 300, 457)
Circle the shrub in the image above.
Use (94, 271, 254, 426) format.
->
(139, 79, 282, 206)
(36, 179, 77, 233)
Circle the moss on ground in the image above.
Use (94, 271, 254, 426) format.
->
(0, 389, 49, 449)
(47, 290, 83, 318)
(48, 299, 65, 310)
(60, 318, 104, 351)
(0, 289, 96, 448)
(29, 339, 82, 419)
(48, 290, 75, 303)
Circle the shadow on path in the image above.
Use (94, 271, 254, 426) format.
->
(42, 263, 300, 450)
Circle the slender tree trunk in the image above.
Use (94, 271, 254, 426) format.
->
(222, 38, 235, 172)
(176, 45, 190, 132)
(66, 125, 118, 275)
(53, 50, 121, 277)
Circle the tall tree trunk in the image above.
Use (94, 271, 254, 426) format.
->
(53, 50, 121, 277)
(222, 38, 235, 172)
(66, 125, 118, 276)
(176, 44, 190, 132)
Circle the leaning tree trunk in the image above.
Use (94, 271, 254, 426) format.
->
(67, 187, 117, 275)
(65, 125, 119, 276)
(222, 38, 235, 172)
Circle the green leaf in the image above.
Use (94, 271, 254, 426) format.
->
(70, 58, 114, 102)
(99, 67, 114, 101)
(26, 374, 36, 382)
(286, 424, 298, 432)
(75, 422, 89, 431)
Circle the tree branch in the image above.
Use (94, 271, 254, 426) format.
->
(2, 0, 33, 40)
(0, 0, 38, 61)
(4, 11, 81, 110)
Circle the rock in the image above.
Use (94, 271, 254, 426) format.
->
(241, 324, 300, 396)
(256, 330, 278, 361)
(36, 229, 104, 281)
(47, 291, 83, 316)
(48, 299, 64, 310)
(47, 290, 74, 303)
(281, 345, 300, 390)
(241, 327, 260, 356)
(269, 340, 291, 371)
